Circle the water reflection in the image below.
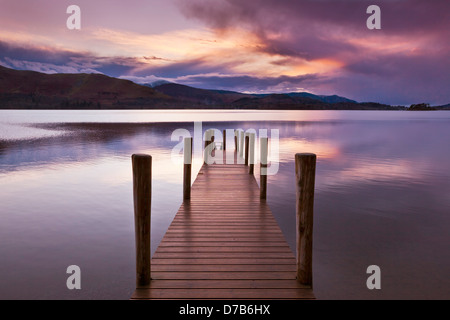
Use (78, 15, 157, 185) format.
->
(0, 111, 449, 299)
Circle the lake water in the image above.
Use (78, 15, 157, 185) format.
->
(0, 110, 449, 300)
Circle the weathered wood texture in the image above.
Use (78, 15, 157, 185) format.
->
(132, 159, 314, 300)
(132, 154, 152, 288)
(295, 153, 316, 287)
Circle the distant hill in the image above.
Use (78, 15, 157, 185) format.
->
(152, 83, 399, 110)
(0, 65, 173, 109)
(0, 66, 430, 110)
(435, 103, 450, 110)
(407, 103, 437, 111)
(407, 103, 450, 111)
(149, 83, 248, 106)
(228, 94, 395, 110)
(248, 91, 356, 103)
(285, 92, 356, 104)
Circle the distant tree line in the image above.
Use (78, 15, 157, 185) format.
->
(408, 103, 436, 111)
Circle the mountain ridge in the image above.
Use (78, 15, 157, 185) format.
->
(1, 66, 445, 110)
(0, 65, 174, 109)
(151, 82, 358, 106)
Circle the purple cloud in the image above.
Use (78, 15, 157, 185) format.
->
(176, 0, 450, 105)
(0, 40, 142, 76)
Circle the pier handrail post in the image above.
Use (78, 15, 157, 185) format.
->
(295, 153, 316, 287)
(132, 154, 152, 288)
(249, 133, 255, 174)
(183, 137, 193, 200)
(244, 134, 249, 166)
(260, 137, 268, 199)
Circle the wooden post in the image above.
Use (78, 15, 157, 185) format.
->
(132, 154, 152, 288)
(244, 134, 249, 166)
(183, 137, 192, 200)
(223, 129, 226, 150)
(249, 133, 255, 174)
(234, 130, 238, 151)
(295, 153, 316, 287)
(260, 138, 268, 199)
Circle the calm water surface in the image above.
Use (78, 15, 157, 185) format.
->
(0, 110, 449, 299)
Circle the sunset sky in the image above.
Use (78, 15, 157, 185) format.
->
(0, 0, 449, 105)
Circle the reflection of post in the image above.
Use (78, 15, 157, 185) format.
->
(204, 130, 211, 165)
(266, 129, 279, 176)
(260, 138, 268, 199)
(210, 130, 215, 157)
(239, 130, 244, 158)
(204, 130, 217, 165)
(204, 129, 209, 149)
(244, 134, 249, 166)
(295, 153, 316, 287)
(223, 129, 226, 150)
(183, 137, 192, 200)
(132, 154, 152, 288)
(249, 133, 255, 175)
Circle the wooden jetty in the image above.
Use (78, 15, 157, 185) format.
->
(131, 131, 316, 300)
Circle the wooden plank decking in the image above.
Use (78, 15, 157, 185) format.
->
(131, 160, 314, 300)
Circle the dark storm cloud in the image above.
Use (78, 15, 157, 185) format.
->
(177, 0, 450, 59)
(178, 0, 450, 37)
(0, 41, 87, 65)
(338, 52, 450, 104)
